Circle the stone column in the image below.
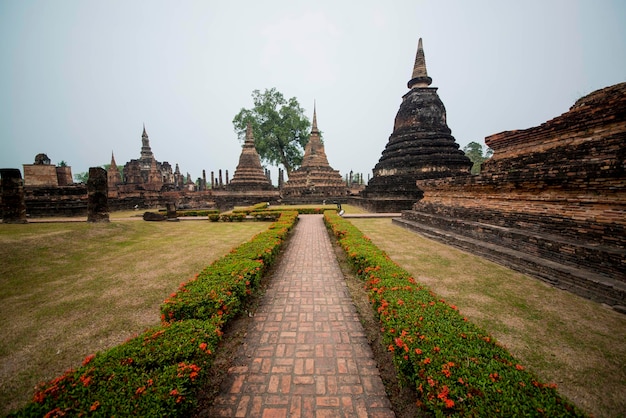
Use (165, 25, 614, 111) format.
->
(166, 202, 179, 221)
(211, 171, 215, 189)
(219, 169, 223, 188)
(87, 167, 109, 223)
(0, 168, 27, 223)
(225, 170, 229, 185)
(202, 170, 207, 191)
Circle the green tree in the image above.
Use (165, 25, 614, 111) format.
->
(463, 141, 493, 174)
(57, 160, 68, 167)
(74, 172, 88, 183)
(233, 88, 311, 175)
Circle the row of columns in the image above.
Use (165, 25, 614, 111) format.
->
(1, 167, 110, 223)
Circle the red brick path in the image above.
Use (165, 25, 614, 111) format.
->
(207, 215, 395, 417)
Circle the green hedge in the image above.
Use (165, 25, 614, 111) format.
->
(161, 211, 297, 323)
(177, 209, 220, 217)
(324, 211, 585, 417)
(9, 211, 298, 417)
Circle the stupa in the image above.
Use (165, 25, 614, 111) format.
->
(227, 123, 274, 191)
(360, 38, 471, 212)
(282, 105, 346, 201)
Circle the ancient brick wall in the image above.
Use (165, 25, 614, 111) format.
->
(23, 165, 59, 187)
(397, 82, 626, 311)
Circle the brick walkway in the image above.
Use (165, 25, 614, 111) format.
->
(207, 215, 395, 418)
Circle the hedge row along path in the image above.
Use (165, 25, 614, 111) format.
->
(206, 214, 395, 417)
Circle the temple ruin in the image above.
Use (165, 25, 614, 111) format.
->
(227, 123, 274, 191)
(395, 82, 626, 311)
(282, 105, 346, 202)
(357, 38, 472, 212)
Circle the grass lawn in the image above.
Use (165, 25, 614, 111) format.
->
(0, 216, 269, 416)
(349, 217, 626, 418)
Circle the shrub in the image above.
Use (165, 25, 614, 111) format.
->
(12, 319, 222, 417)
(161, 211, 297, 323)
(323, 211, 585, 417)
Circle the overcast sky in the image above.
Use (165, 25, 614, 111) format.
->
(1, 0, 625, 183)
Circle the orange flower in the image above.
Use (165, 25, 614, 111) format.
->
(170, 389, 179, 396)
(415, 348, 423, 355)
(90, 401, 100, 411)
(515, 364, 525, 371)
(444, 398, 455, 408)
(433, 346, 441, 353)
(437, 385, 450, 399)
(199, 342, 207, 351)
(424, 358, 431, 364)
(136, 386, 146, 395)
(82, 354, 95, 366)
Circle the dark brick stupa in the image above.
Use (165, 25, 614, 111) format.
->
(282, 105, 346, 201)
(360, 38, 471, 212)
(227, 123, 274, 191)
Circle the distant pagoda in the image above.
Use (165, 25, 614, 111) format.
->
(282, 105, 346, 200)
(360, 38, 471, 211)
(227, 123, 274, 191)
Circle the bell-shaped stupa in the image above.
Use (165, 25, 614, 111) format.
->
(282, 105, 346, 200)
(360, 38, 471, 211)
(228, 123, 274, 191)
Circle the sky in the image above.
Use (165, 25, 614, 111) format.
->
(1, 0, 625, 184)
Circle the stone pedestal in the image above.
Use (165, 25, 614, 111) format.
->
(0, 168, 28, 223)
(87, 167, 110, 223)
(166, 202, 179, 221)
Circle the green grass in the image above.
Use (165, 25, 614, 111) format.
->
(349, 217, 626, 418)
(0, 218, 269, 416)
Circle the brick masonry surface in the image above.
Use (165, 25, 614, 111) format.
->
(206, 215, 395, 418)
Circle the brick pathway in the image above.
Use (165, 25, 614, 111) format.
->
(207, 215, 395, 418)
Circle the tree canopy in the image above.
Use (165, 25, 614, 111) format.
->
(463, 141, 493, 174)
(232, 88, 311, 174)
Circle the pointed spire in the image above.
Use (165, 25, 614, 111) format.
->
(142, 123, 147, 138)
(245, 122, 255, 144)
(408, 38, 432, 89)
(312, 100, 319, 133)
(110, 151, 117, 168)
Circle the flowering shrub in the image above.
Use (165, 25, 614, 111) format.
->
(13, 319, 221, 417)
(161, 211, 297, 323)
(9, 211, 298, 417)
(324, 211, 585, 417)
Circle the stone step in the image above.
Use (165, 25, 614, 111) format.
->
(392, 217, 626, 313)
(400, 210, 625, 280)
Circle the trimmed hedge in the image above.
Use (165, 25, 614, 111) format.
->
(324, 211, 585, 417)
(9, 211, 298, 417)
(161, 211, 297, 323)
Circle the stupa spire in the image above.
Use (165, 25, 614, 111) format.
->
(312, 101, 318, 133)
(140, 123, 154, 160)
(245, 122, 255, 145)
(408, 38, 432, 89)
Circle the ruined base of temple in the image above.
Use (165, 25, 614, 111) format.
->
(394, 205, 626, 313)
(348, 196, 416, 213)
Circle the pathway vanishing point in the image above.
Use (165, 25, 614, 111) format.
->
(206, 214, 395, 418)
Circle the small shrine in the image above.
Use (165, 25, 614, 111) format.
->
(227, 123, 274, 191)
(282, 105, 346, 201)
